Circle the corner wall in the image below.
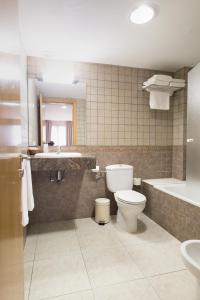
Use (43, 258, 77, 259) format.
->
(172, 67, 190, 180)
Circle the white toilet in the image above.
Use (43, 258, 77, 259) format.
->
(106, 164, 146, 232)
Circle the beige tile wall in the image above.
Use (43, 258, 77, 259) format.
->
(79, 64, 173, 146)
(172, 67, 189, 179)
(76, 99, 86, 145)
(173, 67, 189, 146)
(28, 57, 173, 146)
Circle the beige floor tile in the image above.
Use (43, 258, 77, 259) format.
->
(82, 246, 143, 288)
(35, 230, 80, 260)
(77, 229, 121, 251)
(150, 270, 199, 300)
(39, 220, 77, 234)
(75, 218, 110, 236)
(94, 278, 160, 300)
(46, 290, 94, 300)
(24, 261, 33, 300)
(110, 214, 175, 247)
(24, 234, 38, 262)
(127, 239, 185, 277)
(76, 218, 121, 251)
(29, 254, 91, 300)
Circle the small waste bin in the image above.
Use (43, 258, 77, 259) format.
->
(95, 198, 110, 224)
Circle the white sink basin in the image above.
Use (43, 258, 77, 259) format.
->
(181, 240, 200, 280)
(35, 152, 82, 158)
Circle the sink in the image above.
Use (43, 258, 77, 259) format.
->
(35, 152, 82, 158)
(181, 240, 200, 280)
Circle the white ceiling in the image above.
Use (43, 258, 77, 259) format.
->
(35, 81, 86, 99)
(15, 0, 200, 71)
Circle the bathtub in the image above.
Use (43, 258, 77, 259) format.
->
(142, 178, 200, 240)
(154, 183, 200, 208)
(142, 178, 200, 207)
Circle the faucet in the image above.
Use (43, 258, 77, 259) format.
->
(57, 145, 61, 154)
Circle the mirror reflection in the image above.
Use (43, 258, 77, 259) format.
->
(42, 101, 75, 146)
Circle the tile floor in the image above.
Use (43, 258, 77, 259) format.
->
(24, 214, 198, 300)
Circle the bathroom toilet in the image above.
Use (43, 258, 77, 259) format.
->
(106, 164, 146, 232)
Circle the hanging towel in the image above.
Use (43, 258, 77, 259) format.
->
(150, 90, 170, 110)
(26, 159, 34, 211)
(21, 159, 34, 226)
(21, 159, 29, 226)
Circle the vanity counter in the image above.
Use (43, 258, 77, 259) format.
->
(30, 155, 96, 171)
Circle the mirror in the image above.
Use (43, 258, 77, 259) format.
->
(27, 57, 86, 146)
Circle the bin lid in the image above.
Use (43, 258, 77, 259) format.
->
(95, 198, 110, 205)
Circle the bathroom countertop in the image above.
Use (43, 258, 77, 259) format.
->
(30, 155, 96, 171)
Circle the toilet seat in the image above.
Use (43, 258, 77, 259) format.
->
(115, 190, 146, 205)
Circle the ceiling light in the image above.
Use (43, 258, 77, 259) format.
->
(130, 5, 155, 24)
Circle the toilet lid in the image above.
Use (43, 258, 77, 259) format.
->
(116, 190, 146, 204)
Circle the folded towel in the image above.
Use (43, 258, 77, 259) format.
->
(171, 78, 185, 84)
(144, 79, 169, 87)
(150, 91, 170, 110)
(170, 82, 185, 88)
(21, 159, 34, 226)
(151, 74, 172, 82)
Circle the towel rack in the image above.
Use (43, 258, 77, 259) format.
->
(142, 84, 183, 96)
(20, 155, 31, 160)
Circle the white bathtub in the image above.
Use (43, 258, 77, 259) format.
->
(143, 178, 200, 208)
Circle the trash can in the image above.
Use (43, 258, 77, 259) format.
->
(95, 198, 110, 225)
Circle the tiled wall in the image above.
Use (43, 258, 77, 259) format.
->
(30, 145, 172, 223)
(84, 65, 173, 146)
(28, 57, 173, 147)
(172, 67, 189, 180)
(76, 99, 86, 145)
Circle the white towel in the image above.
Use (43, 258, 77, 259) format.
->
(26, 160, 34, 211)
(150, 90, 170, 110)
(151, 74, 172, 82)
(170, 81, 185, 88)
(171, 78, 185, 84)
(21, 160, 29, 226)
(145, 79, 169, 87)
(21, 159, 34, 226)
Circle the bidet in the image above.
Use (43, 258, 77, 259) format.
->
(181, 240, 200, 298)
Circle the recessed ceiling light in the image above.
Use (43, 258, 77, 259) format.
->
(130, 5, 155, 24)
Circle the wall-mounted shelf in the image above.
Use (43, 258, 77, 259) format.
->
(142, 84, 184, 96)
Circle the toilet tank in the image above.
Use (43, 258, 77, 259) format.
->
(106, 164, 133, 192)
